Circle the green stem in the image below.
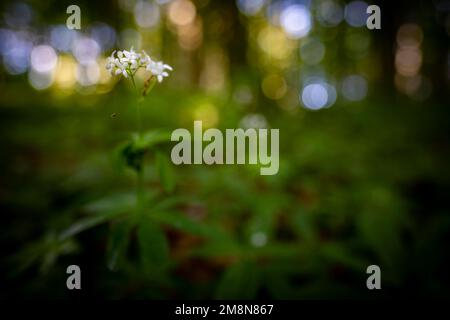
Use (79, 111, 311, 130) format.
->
(130, 74, 144, 217)
(130, 75, 142, 134)
(137, 165, 144, 217)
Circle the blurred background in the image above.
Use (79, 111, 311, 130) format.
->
(0, 0, 450, 299)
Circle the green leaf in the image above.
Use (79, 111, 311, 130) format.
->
(137, 218, 169, 269)
(155, 152, 175, 193)
(59, 193, 135, 240)
(84, 193, 135, 215)
(106, 220, 132, 271)
(152, 211, 226, 239)
(215, 262, 260, 299)
(133, 130, 172, 150)
(9, 233, 79, 276)
(117, 131, 171, 173)
(59, 193, 136, 240)
(149, 196, 190, 213)
(60, 209, 125, 240)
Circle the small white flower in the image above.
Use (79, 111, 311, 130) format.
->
(140, 50, 153, 67)
(106, 51, 126, 77)
(146, 60, 173, 83)
(121, 48, 141, 71)
(106, 47, 173, 83)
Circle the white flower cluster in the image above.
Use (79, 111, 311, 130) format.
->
(106, 48, 173, 83)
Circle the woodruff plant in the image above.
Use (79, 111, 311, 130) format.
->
(57, 48, 182, 273)
(106, 48, 173, 212)
(106, 48, 173, 216)
(55, 48, 220, 279)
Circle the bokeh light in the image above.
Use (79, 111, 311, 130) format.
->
(72, 37, 101, 65)
(237, 0, 266, 16)
(345, 1, 368, 27)
(90, 23, 116, 51)
(280, 4, 311, 39)
(54, 55, 77, 89)
(300, 38, 326, 65)
(233, 85, 254, 105)
(118, 0, 136, 12)
(250, 232, 267, 247)
(240, 114, 268, 129)
(396, 24, 423, 48)
(30, 45, 58, 73)
(341, 74, 368, 101)
(301, 81, 337, 110)
(28, 69, 53, 90)
(258, 26, 294, 60)
(262, 74, 287, 100)
(50, 25, 78, 52)
(168, 0, 197, 27)
(119, 28, 142, 49)
(134, 1, 160, 28)
(395, 46, 422, 77)
(177, 17, 203, 51)
(317, 0, 344, 27)
(199, 46, 227, 92)
(394, 23, 426, 99)
(192, 102, 219, 128)
(345, 31, 370, 58)
(3, 2, 33, 28)
(76, 62, 100, 86)
(1, 31, 32, 75)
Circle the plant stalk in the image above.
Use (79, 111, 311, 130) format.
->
(131, 75, 144, 217)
